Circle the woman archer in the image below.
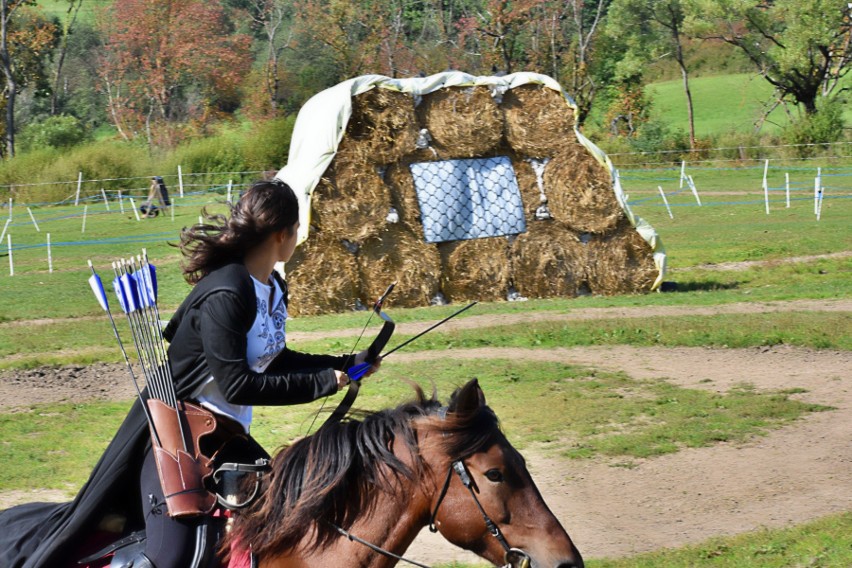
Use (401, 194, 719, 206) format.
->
(0, 179, 379, 568)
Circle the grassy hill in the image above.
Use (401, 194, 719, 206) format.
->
(647, 72, 852, 138)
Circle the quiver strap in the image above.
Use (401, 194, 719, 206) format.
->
(146, 399, 218, 518)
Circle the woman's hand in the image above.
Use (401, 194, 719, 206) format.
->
(353, 349, 382, 377)
(334, 370, 350, 391)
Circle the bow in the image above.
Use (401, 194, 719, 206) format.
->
(326, 283, 397, 424)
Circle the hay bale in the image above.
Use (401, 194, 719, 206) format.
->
(509, 221, 587, 298)
(416, 86, 503, 157)
(543, 144, 622, 234)
(285, 232, 361, 316)
(384, 162, 425, 240)
(356, 224, 441, 308)
(502, 84, 576, 158)
(310, 161, 390, 243)
(336, 87, 419, 165)
(439, 237, 511, 303)
(585, 218, 657, 295)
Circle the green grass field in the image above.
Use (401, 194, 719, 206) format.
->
(0, 142, 849, 565)
(646, 73, 852, 137)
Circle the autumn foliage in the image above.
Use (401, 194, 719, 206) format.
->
(97, 0, 251, 146)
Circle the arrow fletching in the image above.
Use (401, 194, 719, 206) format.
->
(113, 272, 141, 313)
(134, 263, 157, 308)
(346, 361, 371, 382)
(87, 261, 109, 312)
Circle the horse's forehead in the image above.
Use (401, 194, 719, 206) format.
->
(471, 437, 524, 467)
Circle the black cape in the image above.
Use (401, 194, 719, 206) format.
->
(0, 263, 345, 568)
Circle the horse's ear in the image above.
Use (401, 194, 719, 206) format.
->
(448, 379, 486, 415)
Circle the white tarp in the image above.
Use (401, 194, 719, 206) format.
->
(275, 71, 666, 289)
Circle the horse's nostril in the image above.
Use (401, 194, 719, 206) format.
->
(556, 559, 584, 568)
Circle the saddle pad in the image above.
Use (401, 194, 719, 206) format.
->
(410, 156, 527, 243)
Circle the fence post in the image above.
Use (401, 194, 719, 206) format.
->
(785, 173, 790, 208)
(101, 188, 110, 211)
(27, 207, 40, 231)
(7, 234, 12, 276)
(763, 159, 770, 215)
(47, 233, 53, 273)
(658, 186, 673, 219)
(75, 171, 83, 206)
(178, 165, 184, 198)
(129, 198, 141, 221)
(82, 205, 88, 233)
(814, 168, 821, 215)
(0, 218, 9, 242)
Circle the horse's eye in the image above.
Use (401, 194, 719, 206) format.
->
(484, 469, 504, 483)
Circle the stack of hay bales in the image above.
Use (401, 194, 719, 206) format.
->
(285, 79, 657, 316)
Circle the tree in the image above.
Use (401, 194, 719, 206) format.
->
(456, 0, 539, 74)
(49, 0, 84, 117)
(247, 0, 294, 115)
(98, 0, 252, 145)
(0, 1, 57, 158)
(454, 0, 613, 124)
(688, 0, 852, 115)
(607, 0, 698, 148)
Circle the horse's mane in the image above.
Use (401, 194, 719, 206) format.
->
(227, 382, 501, 559)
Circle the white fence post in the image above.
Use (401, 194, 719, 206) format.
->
(27, 207, 40, 231)
(785, 173, 790, 208)
(763, 160, 770, 215)
(75, 171, 83, 206)
(658, 186, 673, 219)
(130, 198, 141, 221)
(47, 233, 53, 273)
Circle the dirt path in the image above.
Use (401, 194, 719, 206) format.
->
(1, 301, 850, 562)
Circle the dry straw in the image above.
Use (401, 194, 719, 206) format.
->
(285, 232, 360, 316)
(511, 156, 547, 221)
(336, 88, 419, 165)
(357, 223, 441, 307)
(439, 236, 512, 303)
(311, 160, 390, 243)
(503, 84, 576, 158)
(544, 144, 623, 234)
(585, 218, 657, 294)
(416, 86, 503, 158)
(510, 220, 587, 298)
(384, 162, 425, 240)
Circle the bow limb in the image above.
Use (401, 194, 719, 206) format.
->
(328, 313, 395, 423)
(325, 284, 396, 425)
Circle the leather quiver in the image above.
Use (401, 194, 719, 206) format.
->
(146, 398, 218, 518)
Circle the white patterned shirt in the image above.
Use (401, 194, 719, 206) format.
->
(194, 275, 287, 432)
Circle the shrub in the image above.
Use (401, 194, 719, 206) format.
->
(242, 115, 296, 173)
(18, 115, 91, 152)
(781, 99, 846, 157)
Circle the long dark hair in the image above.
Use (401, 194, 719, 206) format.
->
(175, 179, 299, 284)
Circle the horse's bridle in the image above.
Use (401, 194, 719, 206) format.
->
(428, 459, 532, 568)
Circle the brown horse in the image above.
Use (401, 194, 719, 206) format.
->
(226, 379, 584, 568)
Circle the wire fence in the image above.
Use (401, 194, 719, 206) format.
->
(1, 154, 850, 277)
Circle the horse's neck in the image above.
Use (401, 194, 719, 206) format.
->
(260, 448, 437, 568)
